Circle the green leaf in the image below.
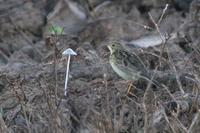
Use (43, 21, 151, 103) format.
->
(48, 25, 64, 34)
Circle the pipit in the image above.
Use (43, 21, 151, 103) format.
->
(107, 41, 151, 81)
(107, 41, 195, 95)
(107, 41, 165, 95)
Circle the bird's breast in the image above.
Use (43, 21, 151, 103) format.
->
(110, 59, 132, 80)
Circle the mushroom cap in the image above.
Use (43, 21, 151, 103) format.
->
(62, 48, 77, 56)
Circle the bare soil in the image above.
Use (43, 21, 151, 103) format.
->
(1, 0, 200, 133)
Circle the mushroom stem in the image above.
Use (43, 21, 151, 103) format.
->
(64, 55, 71, 95)
(62, 48, 77, 95)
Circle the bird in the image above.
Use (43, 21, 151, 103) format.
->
(107, 41, 195, 93)
(107, 41, 160, 95)
(107, 41, 152, 82)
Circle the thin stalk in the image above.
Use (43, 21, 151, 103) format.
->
(64, 55, 71, 95)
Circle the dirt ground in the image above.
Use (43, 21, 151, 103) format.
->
(1, 0, 200, 133)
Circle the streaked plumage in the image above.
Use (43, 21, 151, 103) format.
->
(107, 41, 193, 90)
(107, 41, 150, 81)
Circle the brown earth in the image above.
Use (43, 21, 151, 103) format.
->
(1, 0, 200, 133)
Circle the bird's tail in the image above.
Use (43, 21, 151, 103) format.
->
(143, 70, 195, 89)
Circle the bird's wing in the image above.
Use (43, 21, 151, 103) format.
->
(123, 50, 148, 73)
(114, 50, 148, 77)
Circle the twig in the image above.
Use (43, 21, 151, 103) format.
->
(188, 110, 200, 132)
(0, 111, 9, 133)
(158, 4, 169, 25)
(164, 44, 185, 94)
(162, 107, 177, 133)
(11, 77, 31, 133)
(148, 4, 169, 67)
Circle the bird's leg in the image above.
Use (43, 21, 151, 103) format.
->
(117, 80, 137, 97)
(126, 81, 137, 97)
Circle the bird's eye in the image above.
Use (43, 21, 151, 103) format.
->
(112, 44, 115, 47)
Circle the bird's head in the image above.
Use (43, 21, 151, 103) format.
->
(107, 42, 122, 54)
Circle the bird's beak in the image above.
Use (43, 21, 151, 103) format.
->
(107, 45, 112, 53)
